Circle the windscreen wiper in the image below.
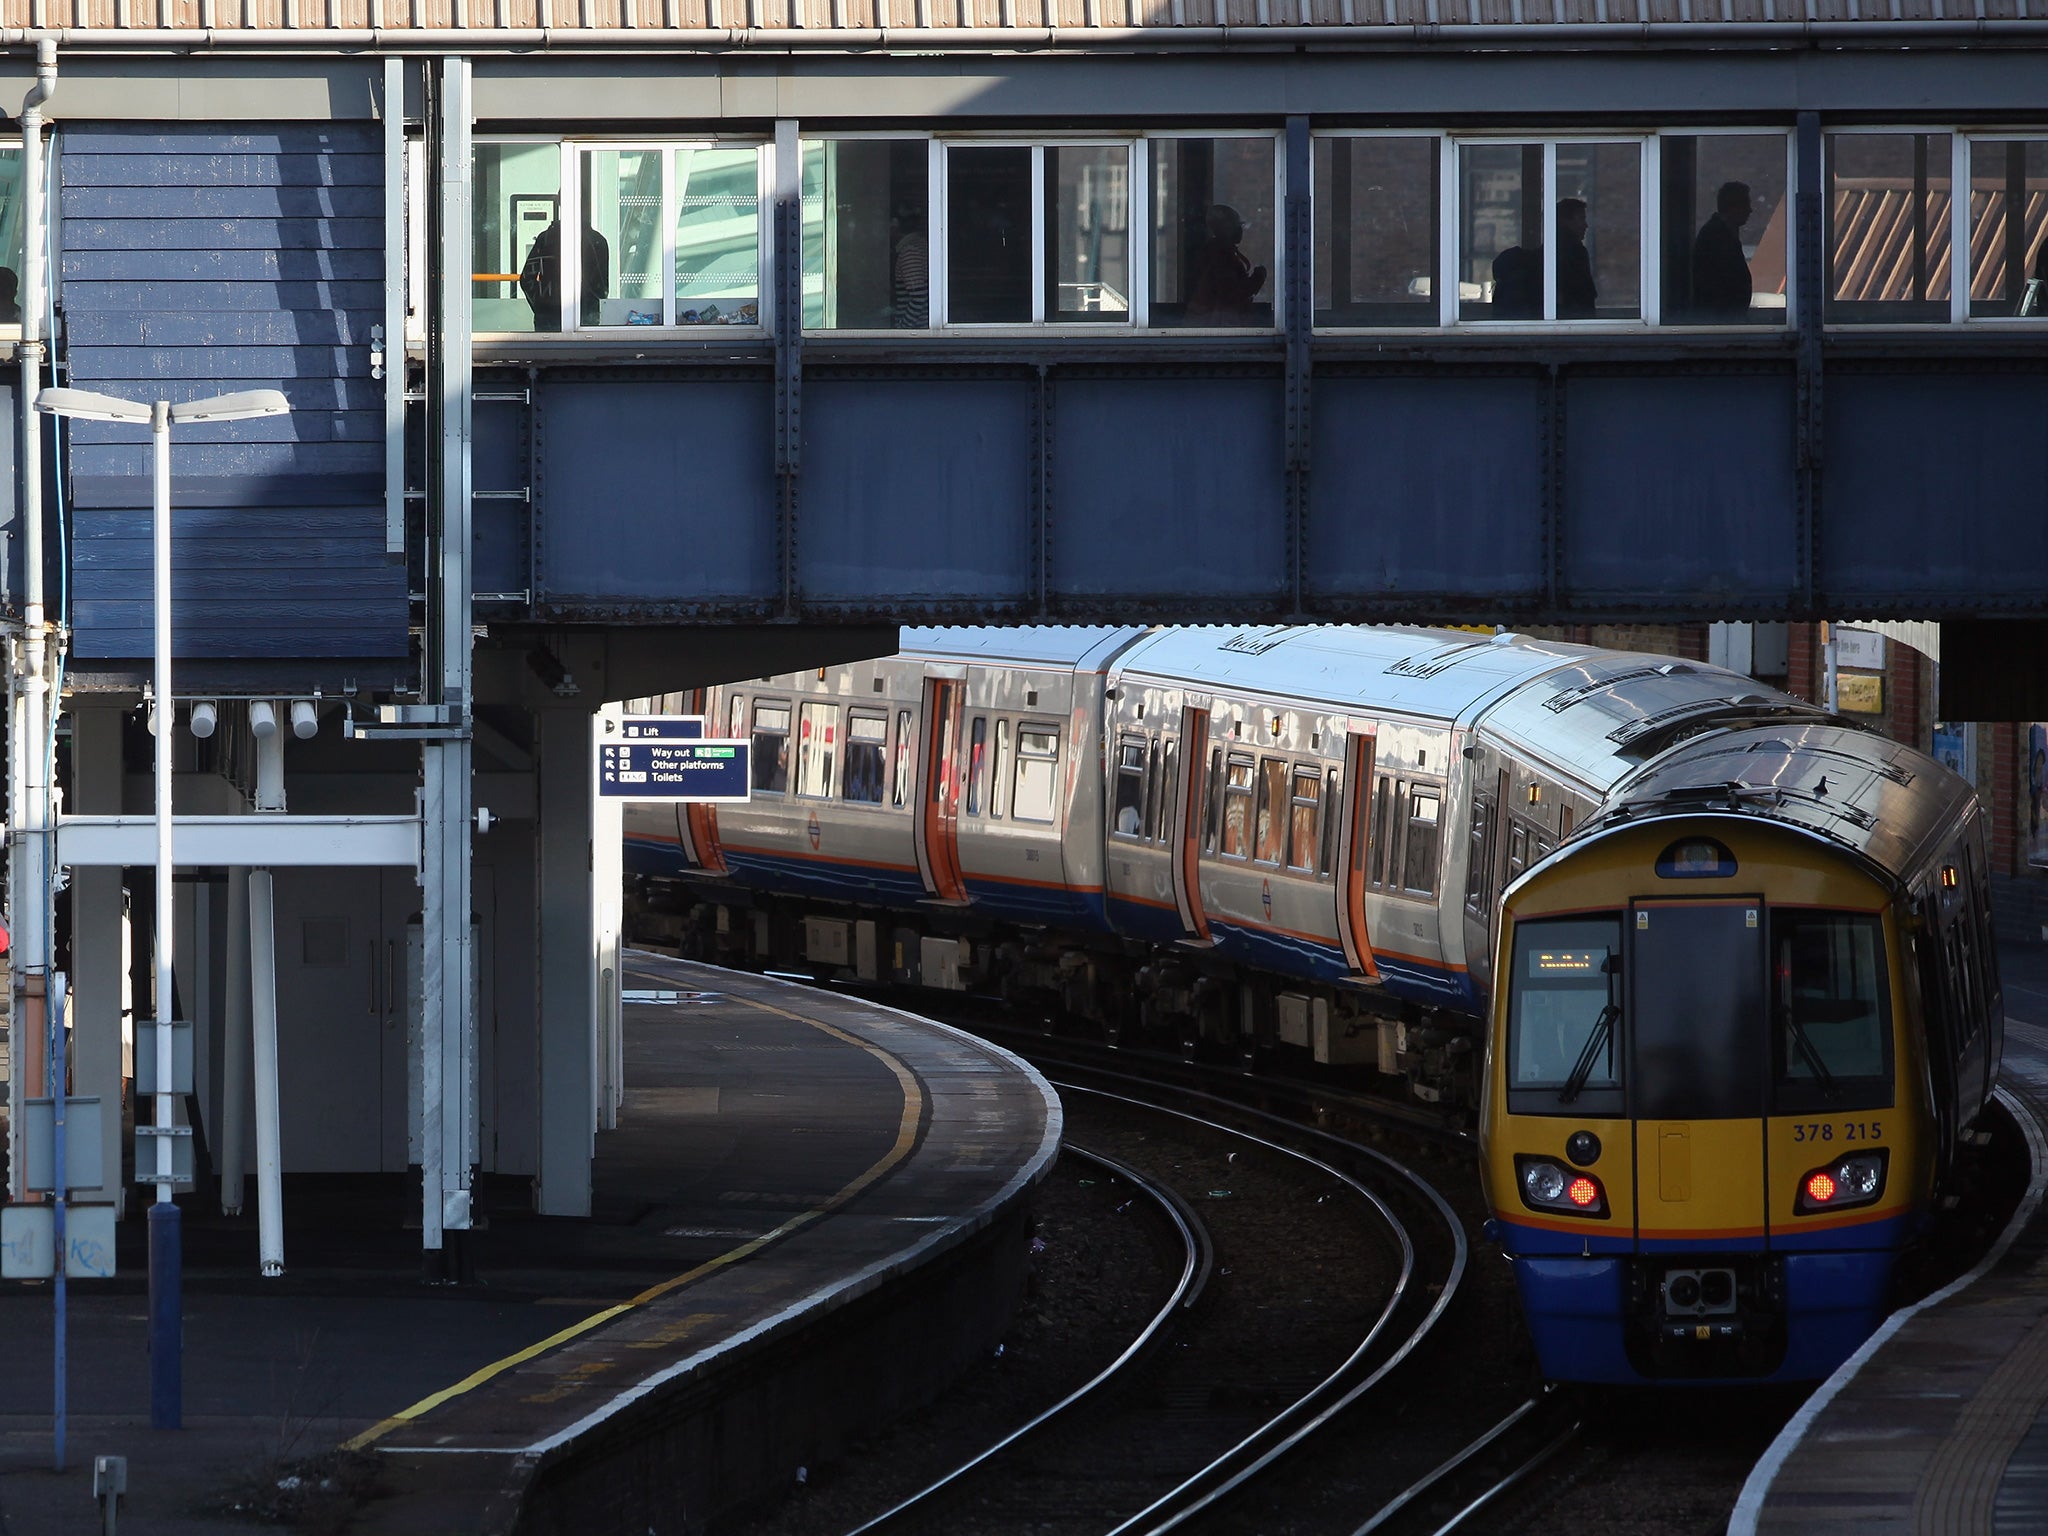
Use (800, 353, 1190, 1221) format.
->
(1560, 1002, 1619, 1105)
(1783, 1011, 1839, 1100)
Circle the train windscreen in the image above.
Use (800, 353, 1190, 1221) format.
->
(1769, 910, 1894, 1113)
(1507, 916, 1624, 1117)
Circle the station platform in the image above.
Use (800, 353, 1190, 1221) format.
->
(0, 955, 1060, 1535)
(1735, 942, 2048, 1536)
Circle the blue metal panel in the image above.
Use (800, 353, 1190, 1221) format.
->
(1564, 374, 1799, 606)
(1308, 375, 1545, 600)
(800, 377, 1033, 605)
(1051, 376, 1287, 602)
(60, 125, 404, 662)
(535, 379, 776, 604)
(1822, 372, 2048, 607)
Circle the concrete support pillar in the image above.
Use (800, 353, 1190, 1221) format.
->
(535, 704, 595, 1217)
(69, 704, 126, 1214)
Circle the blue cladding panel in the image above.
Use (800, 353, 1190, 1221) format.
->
(61, 126, 403, 661)
(1309, 375, 1545, 598)
(536, 379, 776, 602)
(1822, 373, 2048, 604)
(1051, 377, 1286, 600)
(801, 379, 1032, 603)
(1564, 375, 1799, 605)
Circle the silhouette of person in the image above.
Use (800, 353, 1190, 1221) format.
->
(519, 218, 611, 331)
(1491, 243, 1541, 319)
(1556, 198, 1596, 319)
(0, 267, 20, 325)
(1188, 204, 1267, 323)
(1691, 181, 1755, 321)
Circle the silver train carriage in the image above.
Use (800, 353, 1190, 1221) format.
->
(625, 624, 1921, 1107)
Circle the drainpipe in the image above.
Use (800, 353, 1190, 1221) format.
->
(9, 38, 56, 1201)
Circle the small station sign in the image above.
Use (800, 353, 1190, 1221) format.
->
(598, 716, 752, 802)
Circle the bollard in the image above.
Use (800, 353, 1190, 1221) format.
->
(92, 1454, 125, 1535)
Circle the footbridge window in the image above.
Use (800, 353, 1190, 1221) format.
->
(1313, 134, 1440, 329)
(1658, 132, 1792, 326)
(472, 138, 766, 336)
(1827, 131, 1953, 325)
(1458, 138, 1645, 324)
(1966, 138, 2048, 320)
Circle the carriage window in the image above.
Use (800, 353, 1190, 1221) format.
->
(1369, 776, 1394, 886)
(1508, 823, 1530, 883)
(1769, 909, 1892, 1112)
(891, 709, 913, 807)
(1507, 916, 1624, 1115)
(1827, 132, 1952, 324)
(992, 719, 1011, 818)
(727, 693, 746, 741)
(796, 702, 837, 799)
(751, 702, 790, 793)
(1114, 738, 1148, 838)
(1404, 789, 1442, 895)
(966, 716, 989, 815)
(1319, 767, 1341, 877)
(1204, 746, 1225, 853)
(1158, 740, 1179, 844)
(1221, 757, 1256, 860)
(1012, 726, 1060, 822)
(842, 711, 887, 804)
(1255, 758, 1288, 863)
(1466, 791, 1495, 917)
(1143, 738, 1163, 841)
(1288, 769, 1321, 871)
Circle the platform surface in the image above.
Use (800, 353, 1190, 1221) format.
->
(1738, 941, 2048, 1536)
(0, 956, 1058, 1534)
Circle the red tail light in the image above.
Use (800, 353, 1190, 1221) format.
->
(1567, 1177, 1600, 1208)
(1805, 1171, 1836, 1204)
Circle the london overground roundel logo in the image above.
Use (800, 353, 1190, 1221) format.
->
(807, 812, 822, 851)
(1261, 878, 1273, 920)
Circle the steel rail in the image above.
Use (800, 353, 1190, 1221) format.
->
(837, 1141, 1210, 1536)
(1075, 1079, 1461, 1536)
(1425, 1420, 1583, 1536)
(1348, 1396, 1547, 1536)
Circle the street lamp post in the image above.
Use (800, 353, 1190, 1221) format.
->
(34, 386, 290, 1432)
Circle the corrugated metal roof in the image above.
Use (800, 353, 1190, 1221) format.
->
(3, 0, 2043, 37)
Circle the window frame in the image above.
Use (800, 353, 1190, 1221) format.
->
(1823, 126, 1960, 329)
(797, 131, 940, 336)
(842, 708, 889, 806)
(1452, 133, 1658, 329)
(1960, 132, 2048, 325)
(940, 136, 1139, 330)
(1653, 127, 1798, 332)
(470, 135, 771, 341)
(1311, 129, 1447, 334)
(750, 698, 792, 796)
(1011, 722, 1063, 823)
(1112, 734, 1149, 841)
(1142, 128, 1286, 335)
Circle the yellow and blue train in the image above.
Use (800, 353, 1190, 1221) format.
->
(624, 625, 2001, 1382)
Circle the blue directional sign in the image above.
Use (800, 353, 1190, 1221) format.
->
(599, 716, 750, 802)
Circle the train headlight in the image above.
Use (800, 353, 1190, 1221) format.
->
(1796, 1149, 1888, 1215)
(1514, 1155, 1608, 1219)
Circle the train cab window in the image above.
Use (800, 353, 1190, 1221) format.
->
(1769, 910, 1893, 1113)
(1012, 726, 1060, 822)
(890, 709, 913, 808)
(1221, 756, 1256, 859)
(1254, 759, 1288, 864)
(1114, 738, 1148, 838)
(751, 702, 790, 793)
(1507, 916, 1624, 1116)
(992, 719, 1012, 818)
(1287, 768, 1321, 872)
(796, 702, 837, 799)
(966, 717, 989, 815)
(1403, 788, 1441, 896)
(842, 712, 887, 804)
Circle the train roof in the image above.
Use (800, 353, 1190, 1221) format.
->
(1105, 625, 1594, 720)
(898, 625, 1149, 672)
(1577, 722, 1976, 883)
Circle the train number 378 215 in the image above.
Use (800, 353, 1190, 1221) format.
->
(1791, 1121, 1883, 1143)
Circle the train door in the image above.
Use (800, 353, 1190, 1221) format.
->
(679, 688, 733, 873)
(1335, 730, 1383, 982)
(1628, 898, 1769, 1247)
(1169, 704, 1213, 941)
(914, 675, 969, 903)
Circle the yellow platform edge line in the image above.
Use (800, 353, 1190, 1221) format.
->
(347, 988, 925, 1453)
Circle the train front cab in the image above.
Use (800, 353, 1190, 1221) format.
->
(1480, 819, 1931, 1385)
